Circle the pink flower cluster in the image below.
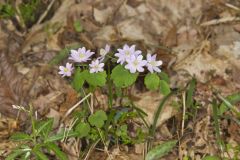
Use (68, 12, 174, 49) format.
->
(59, 44, 162, 77)
(59, 45, 109, 77)
(115, 44, 163, 73)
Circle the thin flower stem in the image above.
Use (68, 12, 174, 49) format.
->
(107, 61, 113, 108)
(97, 128, 110, 157)
(106, 55, 118, 61)
(75, 64, 88, 66)
(29, 105, 37, 145)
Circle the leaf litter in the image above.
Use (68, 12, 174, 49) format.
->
(0, 0, 240, 159)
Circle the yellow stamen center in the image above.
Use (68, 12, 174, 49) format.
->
(133, 60, 138, 66)
(125, 50, 130, 56)
(79, 53, 85, 58)
(150, 61, 156, 66)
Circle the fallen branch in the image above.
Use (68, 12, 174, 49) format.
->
(201, 17, 240, 26)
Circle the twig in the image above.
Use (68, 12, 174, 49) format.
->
(201, 17, 240, 26)
(14, 0, 27, 31)
(181, 92, 186, 136)
(83, 139, 100, 160)
(82, 89, 94, 114)
(62, 118, 78, 142)
(97, 128, 110, 157)
(37, 0, 57, 24)
(63, 93, 92, 120)
(225, 3, 240, 11)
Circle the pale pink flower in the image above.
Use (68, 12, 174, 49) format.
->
(98, 44, 110, 62)
(115, 44, 141, 65)
(59, 63, 74, 77)
(69, 47, 94, 63)
(146, 53, 162, 73)
(89, 59, 105, 73)
(125, 55, 147, 73)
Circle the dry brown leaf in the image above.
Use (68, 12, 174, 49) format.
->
(94, 7, 113, 24)
(117, 19, 156, 45)
(173, 40, 231, 83)
(0, 51, 30, 120)
(133, 91, 177, 128)
(32, 91, 64, 116)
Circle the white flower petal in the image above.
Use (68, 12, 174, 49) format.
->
(148, 66, 154, 73)
(137, 66, 144, 72)
(123, 44, 129, 50)
(99, 63, 104, 68)
(156, 60, 163, 66)
(137, 55, 143, 61)
(129, 67, 136, 73)
(90, 68, 95, 73)
(153, 67, 161, 72)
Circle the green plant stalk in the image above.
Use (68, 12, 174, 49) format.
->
(217, 94, 240, 118)
(186, 78, 196, 108)
(107, 61, 113, 108)
(131, 102, 150, 129)
(97, 128, 109, 154)
(212, 100, 225, 153)
(29, 105, 37, 145)
(149, 92, 174, 137)
(106, 55, 118, 61)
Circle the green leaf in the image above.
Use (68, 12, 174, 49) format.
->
(212, 100, 225, 149)
(10, 132, 32, 141)
(88, 110, 107, 128)
(159, 72, 170, 84)
(159, 80, 171, 95)
(72, 68, 85, 91)
(111, 65, 138, 88)
(45, 130, 78, 143)
(49, 44, 81, 65)
(73, 20, 83, 32)
(45, 142, 68, 160)
(202, 156, 221, 160)
(85, 71, 107, 87)
(144, 73, 160, 90)
(19, 0, 41, 25)
(36, 118, 54, 138)
(186, 78, 196, 108)
(75, 122, 90, 138)
(115, 87, 123, 97)
(116, 124, 131, 144)
(21, 151, 31, 160)
(219, 93, 240, 115)
(146, 140, 177, 160)
(0, 4, 15, 19)
(150, 92, 173, 136)
(6, 150, 25, 160)
(32, 146, 49, 160)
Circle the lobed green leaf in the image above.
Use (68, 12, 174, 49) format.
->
(75, 122, 90, 138)
(159, 80, 171, 95)
(88, 110, 107, 128)
(144, 73, 160, 90)
(85, 70, 107, 87)
(111, 65, 138, 88)
(72, 68, 85, 91)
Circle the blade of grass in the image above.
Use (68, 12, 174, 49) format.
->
(212, 100, 225, 152)
(149, 92, 174, 137)
(186, 78, 196, 108)
(217, 93, 240, 118)
(145, 140, 177, 160)
(131, 103, 150, 129)
(49, 44, 81, 65)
